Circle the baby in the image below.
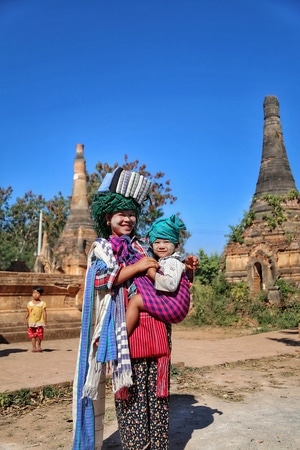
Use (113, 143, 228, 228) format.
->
(126, 215, 191, 335)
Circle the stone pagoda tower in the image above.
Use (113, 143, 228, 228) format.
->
(53, 144, 97, 275)
(224, 96, 300, 296)
(251, 96, 297, 215)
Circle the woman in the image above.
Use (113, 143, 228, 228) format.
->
(73, 168, 197, 450)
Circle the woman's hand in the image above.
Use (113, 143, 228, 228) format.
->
(134, 257, 159, 273)
(113, 257, 159, 285)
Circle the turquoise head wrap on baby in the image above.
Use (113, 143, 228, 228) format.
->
(147, 215, 186, 244)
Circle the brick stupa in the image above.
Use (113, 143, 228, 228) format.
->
(54, 144, 97, 275)
(224, 96, 300, 296)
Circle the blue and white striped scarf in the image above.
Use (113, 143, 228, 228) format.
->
(72, 258, 103, 450)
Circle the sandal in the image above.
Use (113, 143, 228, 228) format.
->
(31, 349, 37, 352)
(37, 348, 43, 352)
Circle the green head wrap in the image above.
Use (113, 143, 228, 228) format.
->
(147, 214, 186, 244)
(92, 192, 141, 238)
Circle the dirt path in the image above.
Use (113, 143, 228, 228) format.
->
(1, 326, 300, 449)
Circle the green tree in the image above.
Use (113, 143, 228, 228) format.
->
(195, 249, 220, 285)
(0, 187, 14, 269)
(43, 193, 70, 248)
(0, 189, 69, 270)
(5, 190, 46, 269)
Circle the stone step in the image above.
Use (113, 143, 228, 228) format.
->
(0, 324, 81, 344)
(0, 321, 82, 331)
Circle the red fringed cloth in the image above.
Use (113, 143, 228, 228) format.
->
(129, 312, 170, 397)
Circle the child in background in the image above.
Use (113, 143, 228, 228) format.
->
(126, 215, 191, 335)
(24, 286, 47, 352)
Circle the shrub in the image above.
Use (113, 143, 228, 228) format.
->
(191, 280, 239, 327)
(189, 276, 300, 332)
(230, 282, 250, 305)
(274, 279, 297, 300)
(12, 389, 31, 406)
(0, 392, 13, 408)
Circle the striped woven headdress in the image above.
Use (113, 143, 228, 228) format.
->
(99, 167, 151, 204)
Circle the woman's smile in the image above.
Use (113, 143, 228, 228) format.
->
(110, 210, 137, 236)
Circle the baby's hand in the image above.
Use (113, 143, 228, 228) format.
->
(146, 267, 157, 281)
(185, 255, 199, 271)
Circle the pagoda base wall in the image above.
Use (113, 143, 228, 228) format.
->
(225, 253, 300, 290)
(0, 272, 85, 343)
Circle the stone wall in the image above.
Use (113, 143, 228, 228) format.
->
(0, 271, 84, 343)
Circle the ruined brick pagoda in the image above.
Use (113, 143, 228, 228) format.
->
(37, 143, 97, 275)
(224, 96, 300, 295)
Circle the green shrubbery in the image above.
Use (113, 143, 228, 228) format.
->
(189, 249, 300, 332)
(187, 276, 300, 332)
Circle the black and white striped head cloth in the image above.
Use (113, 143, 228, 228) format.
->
(99, 167, 151, 205)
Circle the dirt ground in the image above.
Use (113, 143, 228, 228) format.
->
(1, 327, 300, 450)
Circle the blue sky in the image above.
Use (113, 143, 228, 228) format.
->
(1, 0, 300, 255)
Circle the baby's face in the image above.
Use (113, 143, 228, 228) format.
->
(152, 239, 176, 258)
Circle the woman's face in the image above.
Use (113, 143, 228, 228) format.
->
(108, 210, 137, 236)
